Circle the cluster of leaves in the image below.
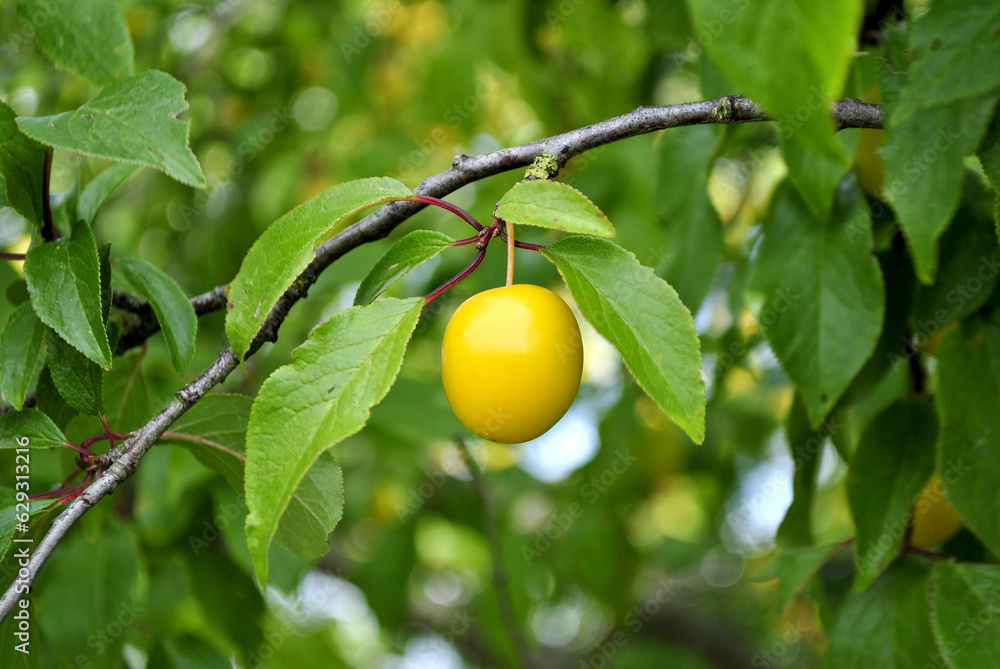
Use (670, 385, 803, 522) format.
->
(1, 0, 711, 665)
(1, 0, 999, 667)
(686, 0, 1000, 664)
(222, 173, 704, 584)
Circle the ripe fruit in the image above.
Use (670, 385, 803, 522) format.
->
(441, 284, 583, 443)
(910, 474, 964, 548)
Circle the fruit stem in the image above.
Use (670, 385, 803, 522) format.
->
(402, 195, 484, 231)
(423, 245, 488, 304)
(505, 218, 515, 287)
(0, 252, 26, 261)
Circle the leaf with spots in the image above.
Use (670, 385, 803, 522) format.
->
(16, 71, 205, 188)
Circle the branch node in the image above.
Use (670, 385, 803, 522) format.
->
(714, 97, 734, 121)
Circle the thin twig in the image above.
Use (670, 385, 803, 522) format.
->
(0, 96, 884, 620)
(111, 289, 152, 314)
(455, 438, 532, 669)
(113, 284, 227, 356)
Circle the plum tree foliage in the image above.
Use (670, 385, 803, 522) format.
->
(1, 0, 999, 667)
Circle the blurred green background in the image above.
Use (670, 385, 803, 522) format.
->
(0, 1, 880, 667)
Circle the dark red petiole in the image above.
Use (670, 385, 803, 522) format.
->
(99, 415, 117, 452)
(29, 472, 93, 502)
(80, 431, 130, 451)
(423, 246, 488, 304)
(54, 476, 94, 504)
(497, 229, 545, 252)
(62, 441, 93, 457)
(27, 430, 130, 503)
(449, 235, 482, 247)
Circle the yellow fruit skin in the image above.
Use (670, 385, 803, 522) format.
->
(911, 474, 964, 548)
(441, 284, 583, 444)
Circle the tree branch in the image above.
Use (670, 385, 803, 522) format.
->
(0, 96, 884, 620)
(0, 352, 239, 619)
(113, 285, 227, 356)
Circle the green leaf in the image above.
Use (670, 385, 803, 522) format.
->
(354, 229, 454, 306)
(147, 635, 233, 669)
(828, 558, 945, 669)
(5, 280, 29, 307)
(893, 0, 1000, 122)
(182, 550, 265, 654)
(685, 0, 862, 162)
(34, 365, 76, 430)
(45, 327, 104, 416)
(0, 487, 54, 561)
(754, 543, 843, 612)
(880, 0, 1000, 283)
(781, 133, 850, 218)
(847, 399, 937, 590)
(78, 164, 138, 225)
(35, 521, 144, 666)
(881, 94, 998, 284)
(929, 562, 1000, 667)
(0, 408, 66, 449)
(912, 182, 999, 328)
(159, 394, 252, 492)
(160, 394, 346, 560)
(0, 101, 44, 226)
(13, 0, 133, 86)
(98, 243, 112, 326)
(494, 180, 615, 238)
(0, 303, 46, 410)
(273, 451, 344, 560)
(48, 174, 79, 240)
(226, 177, 413, 360)
(748, 182, 885, 426)
(776, 396, 820, 546)
(24, 220, 111, 369)
(542, 236, 706, 443)
(244, 297, 423, 585)
(17, 71, 206, 188)
(103, 351, 149, 432)
(977, 109, 1000, 235)
(653, 124, 724, 311)
(116, 258, 197, 371)
(935, 318, 1000, 557)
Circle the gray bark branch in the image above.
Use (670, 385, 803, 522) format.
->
(0, 96, 883, 620)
